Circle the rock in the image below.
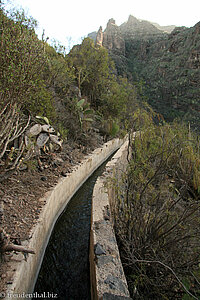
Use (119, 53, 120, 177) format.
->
(36, 133, 49, 148)
(94, 243, 106, 255)
(49, 134, 63, 147)
(96, 26, 103, 47)
(18, 164, 28, 171)
(41, 125, 55, 133)
(120, 15, 163, 40)
(13, 138, 19, 149)
(69, 85, 81, 98)
(40, 176, 47, 181)
(97, 255, 114, 267)
(26, 124, 42, 137)
(102, 19, 125, 55)
(104, 205, 110, 220)
(104, 275, 127, 294)
(88, 31, 97, 42)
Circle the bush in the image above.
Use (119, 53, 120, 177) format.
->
(111, 121, 200, 299)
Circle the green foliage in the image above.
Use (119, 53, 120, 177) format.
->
(0, 4, 139, 150)
(43, 41, 75, 95)
(68, 38, 139, 135)
(110, 121, 120, 137)
(111, 119, 200, 299)
(68, 38, 115, 108)
(123, 25, 200, 130)
(75, 98, 94, 130)
(0, 7, 55, 120)
(56, 123, 68, 139)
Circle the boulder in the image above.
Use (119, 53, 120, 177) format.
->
(49, 135, 63, 147)
(26, 124, 42, 137)
(41, 125, 55, 133)
(36, 133, 49, 148)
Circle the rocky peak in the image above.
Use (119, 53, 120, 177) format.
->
(90, 15, 170, 56)
(127, 15, 140, 25)
(102, 18, 125, 55)
(96, 26, 103, 47)
(107, 18, 116, 27)
(120, 14, 164, 40)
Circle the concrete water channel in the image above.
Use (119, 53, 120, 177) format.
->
(5, 138, 130, 300)
(34, 155, 115, 299)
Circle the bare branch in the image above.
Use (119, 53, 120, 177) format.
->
(2, 243, 35, 255)
(134, 259, 198, 300)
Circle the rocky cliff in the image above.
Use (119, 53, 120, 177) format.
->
(123, 20, 200, 129)
(94, 19, 125, 55)
(89, 15, 168, 54)
(102, 18, 125, 55)
(88, 15, 200, 130)
(120, 15, 165, 40)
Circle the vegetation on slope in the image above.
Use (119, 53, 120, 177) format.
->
(0, 3, 139, 261)
(111, 112, 200, 299)
(0, 3, 199, 298)
(124, 23, 200, 130)
(0, 4, 139, 179)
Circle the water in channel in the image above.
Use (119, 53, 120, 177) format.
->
(34, 154, 114, 300)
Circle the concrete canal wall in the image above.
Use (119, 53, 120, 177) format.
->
(90, 139, 132, 300)
(5, 138, 126, 300)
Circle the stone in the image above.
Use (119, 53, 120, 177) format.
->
(102, 19, 125, 55)
(41, 125, 55, 133)
(88, 31, 97, 42)
(97, 255, 114, 267)
(94, 243, 106, 255)
(49, 134, 63, 147)
(24, 135, 30, 147)
(104, 275, 127, 294)
(36, 133, 49, 148)
(120, 15, 163, 40)
(26, 124, 42, 137)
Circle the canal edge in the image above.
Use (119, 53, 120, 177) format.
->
(90, 139, 133, 300)
(4, 137, 126, 300)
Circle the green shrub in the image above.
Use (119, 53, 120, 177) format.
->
(111, 120, 200, 299)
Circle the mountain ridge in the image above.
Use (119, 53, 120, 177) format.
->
(88, 15, 200, 130)
(88, 15, 176, 44)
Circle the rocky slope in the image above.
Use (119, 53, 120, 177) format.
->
(89, 16, 200, 130)
(89, 15, 168, 53)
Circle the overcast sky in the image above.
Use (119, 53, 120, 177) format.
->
(5, 0, 200, 50)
